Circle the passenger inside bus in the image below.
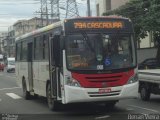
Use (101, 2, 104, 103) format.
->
(103, 35, 131, 69)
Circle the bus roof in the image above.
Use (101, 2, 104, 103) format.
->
(15, 21, 62, 42)
(65, 15, 130, 21)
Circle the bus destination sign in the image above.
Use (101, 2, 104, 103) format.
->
(64, 18, 133, 34)
(74, 21, 124, 29)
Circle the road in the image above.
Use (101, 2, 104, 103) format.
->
(0, 71, 160, 120)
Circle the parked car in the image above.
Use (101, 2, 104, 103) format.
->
(138, 58, 160, 70)
(0, 62, 4, 71)
(0, 54, 4, 71)
(6, 57, 15, 73)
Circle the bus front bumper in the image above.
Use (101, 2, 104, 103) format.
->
(64, 82, 138, 104)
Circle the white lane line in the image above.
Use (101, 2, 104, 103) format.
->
(126, 108, 134, 111)
(0, 87, 21, 91)
(128, 105, 159, 113)
(95, 115, 110, 119)
(5, 75, 16, 78)
(6, 93, 22, 99)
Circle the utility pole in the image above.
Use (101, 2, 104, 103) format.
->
(40, 0, 48, 26)
(87, 0, 91, 16)
(66, 0, 79, 18)
(50, 0, 60, 20)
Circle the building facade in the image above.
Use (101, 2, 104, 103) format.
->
(13, 17, 42, 38)
(96, 0, 154, 48)
(8, 26, 15, 57)
(0, 32, 8, 56)
(6, 17, 59, 58)
(96, 0, 129, 16)
(13, 17, 59, 37)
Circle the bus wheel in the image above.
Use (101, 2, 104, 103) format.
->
(140, 86, 150, 101)
(22, 79, 31, 100)
(46, 83, 59, 111)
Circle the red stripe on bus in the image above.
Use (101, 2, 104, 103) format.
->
(71, 70, 134, 88)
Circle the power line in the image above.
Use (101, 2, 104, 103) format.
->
(66, 0, 79, 18)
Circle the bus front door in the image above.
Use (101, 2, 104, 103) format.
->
(27, 42, 33, 91)
(49, 35, 61, 99)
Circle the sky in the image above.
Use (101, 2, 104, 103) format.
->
(0, 0, 96, 32)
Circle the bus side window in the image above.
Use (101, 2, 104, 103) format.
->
(34, 37, 36, 60)
(43, 34, 48, 60)
(21, 40, 27, 61)
(39, 36, 43, 59)
(16, 42, 21, 61)
(34, 36, 40, 60)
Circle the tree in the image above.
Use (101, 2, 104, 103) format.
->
(103, 0, 160, 62)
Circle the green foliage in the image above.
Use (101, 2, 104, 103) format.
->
(103, 0, 160, 42)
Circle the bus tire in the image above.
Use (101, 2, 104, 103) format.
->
(140, 85, 150, 101)
(46, 83, 59, 111)
(22, 79, 31, 100)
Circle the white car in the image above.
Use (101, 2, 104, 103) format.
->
(6, 58, 15, 73)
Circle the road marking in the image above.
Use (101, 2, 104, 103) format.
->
(4, 75, 16, 78)
(126, 108, 134, 111)
(95, 115, 110, 119)
(128, 105, 159, 113)
(0, 87, 21, 91)
(6, 93, 22, 99)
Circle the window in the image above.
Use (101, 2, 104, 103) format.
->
(34, 37, 40, 60)
(43, 34, 49, 60)
(16, 43, 21, 61)
(21, 40, 27, 60)
(39, 36, 43, 59)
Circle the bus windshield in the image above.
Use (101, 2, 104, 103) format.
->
(66, 33, 136, 71)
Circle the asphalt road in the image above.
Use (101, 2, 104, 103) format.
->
(0, 71, 160, 120)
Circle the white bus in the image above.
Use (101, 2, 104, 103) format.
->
(16, 17, 138, 111)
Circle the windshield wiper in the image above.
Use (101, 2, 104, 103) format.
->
(81, 32, 95, 52)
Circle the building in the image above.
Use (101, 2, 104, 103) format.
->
(96, 0, 154, 48)
(6, 17, 59, 57)
(8, 26, 15, 57)
(0, 32, 8, 55)
(96, 0, 129, 16)
(13, 17, 59, 37)
(13, 17, 43, 38)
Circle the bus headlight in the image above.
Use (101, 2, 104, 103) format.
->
(66, 76, 81, 87)
(127, 74, 138, 84)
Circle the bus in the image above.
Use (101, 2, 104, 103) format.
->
(15, 16, 138, 111)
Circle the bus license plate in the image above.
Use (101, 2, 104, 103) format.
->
(99, 88, 111, 94)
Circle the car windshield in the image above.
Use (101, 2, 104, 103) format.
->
(66, 33, 136, 71)
(8, 60, 15, 65)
